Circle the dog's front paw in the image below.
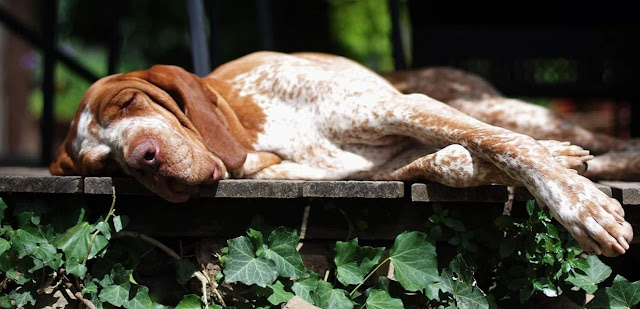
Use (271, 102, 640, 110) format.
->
(549, 174, 632, 256)
(537, 140, 592, 174)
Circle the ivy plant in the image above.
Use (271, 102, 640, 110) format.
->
(2, 195, 640, 309)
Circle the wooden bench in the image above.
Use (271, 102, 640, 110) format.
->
(1, 167, 639, 242)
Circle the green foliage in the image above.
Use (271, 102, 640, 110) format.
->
(2, 195, 640, 309)
(365, 289, 403, 309)
(27, 45, 107, 121)
(266, 281, 294, 305)
(566, 255, 613, 294)
(327, 0, 395, 72)
(334, 238, 384, 286)
(175, 295, 204, 309)
(439, 255, 488, 309)
(0, 197, 195, 308)
(587, 275, 640, 309)
(388, 231, 439, 292)
(223, 236, 278, 287)
(313, 280, 354, 309)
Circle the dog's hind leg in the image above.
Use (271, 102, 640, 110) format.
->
(448, 97, 638, 154)
(377, 93, 632, 256)
(584, 150, 640, 180)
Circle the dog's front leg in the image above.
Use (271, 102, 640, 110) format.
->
(383, 93, 632, 256)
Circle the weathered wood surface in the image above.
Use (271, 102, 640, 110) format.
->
(2, 167, 640, 205)
(601, 181, 640, 205)
(411, 183, 508, 202)
(0, 175, 83, 194)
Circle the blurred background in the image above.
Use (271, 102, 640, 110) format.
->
(0, 0, 638, 167)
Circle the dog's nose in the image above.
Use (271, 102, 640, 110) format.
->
(127, 137, 161, 171)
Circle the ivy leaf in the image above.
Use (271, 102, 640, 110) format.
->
(586, 275, 640, 309)
(267, 280, 295, 305)
(66, 257, 88, 278)
(248, 228, 265, 255)
(126, 286, 154, 309)
(334, 238, 384, 286)
(565, 255, 612, 294)
(389, 231, 439, 291)
(12, 226, 47, 258)
(0, 294, 12, 309)
(113, 215, 129, 233)
(55, 222, 91, 261)
(88, 235, 109, 260)
(0, 198, 6, 223)
(0, 239, 10, 256)
(5, 268, 31, 285)
(292, 272, 321, 304)
(111, 263, 133, 285)
(16, 212, 38, 228)
(224, 236, 277, 287)
(32, 243, 57, 262)
(46, 253, 64, 270)
(365, 289, 404, 309)
(175, 259, 196, 285)
(82, 280, 99, 296)
(336, 263, 364, 286)
(440, 256, 488, 309)
(264, 227, 307, 279)
(175, 295, 204, 309)
(425, 282, 442, 301)
(312, 281, 354, 309)
(95, 221, 112, 240)
(8, 289, 36, 308)
(98, 282, 131, 307)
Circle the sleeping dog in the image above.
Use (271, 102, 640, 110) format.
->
(51, 52, 633, 257)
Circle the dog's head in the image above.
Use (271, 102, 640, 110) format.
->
(50, 65, 247, 202)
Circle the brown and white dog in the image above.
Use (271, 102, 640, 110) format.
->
(51, 52, 632, 257)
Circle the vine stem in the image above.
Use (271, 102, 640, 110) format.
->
(63, 278, 98, 309)
(349, 258, 391, 297)
(117, 230, 213, 308)
(82, 186, 117, 266)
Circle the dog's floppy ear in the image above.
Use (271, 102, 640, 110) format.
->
(50, 135, 78, 175)
(135, 65, 247, 170)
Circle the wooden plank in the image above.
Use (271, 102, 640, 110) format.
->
(600, 181, 640, 205)
(514, 183, 613, 202)
(411, 183, 508, 202)
(302, 181, 404, 198)
(84, 177, 152, 195)
(85, 178, 305, 198)
(201, 180, 304, 198)
(0, 175, 82, 194)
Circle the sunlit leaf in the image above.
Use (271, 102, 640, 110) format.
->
(267, 280, 294, 305)
(587, 275, 640, 309)
(98, 283, 130, 307)
(224, 236, 277, 287)
(366, 289, 403, 309)
(265, 227, 307, 279)
(440, 255, 488, 309)
(389, 231, 438, 291)
(566, 255, 612, 294)
(334, 238, 384, 286)
(55, 222, 91, 261)
(126, 286, 154, 309)
(8, 289, 36, 307)
(312, 281, 354, 309)
(292, 272, 321, 304)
